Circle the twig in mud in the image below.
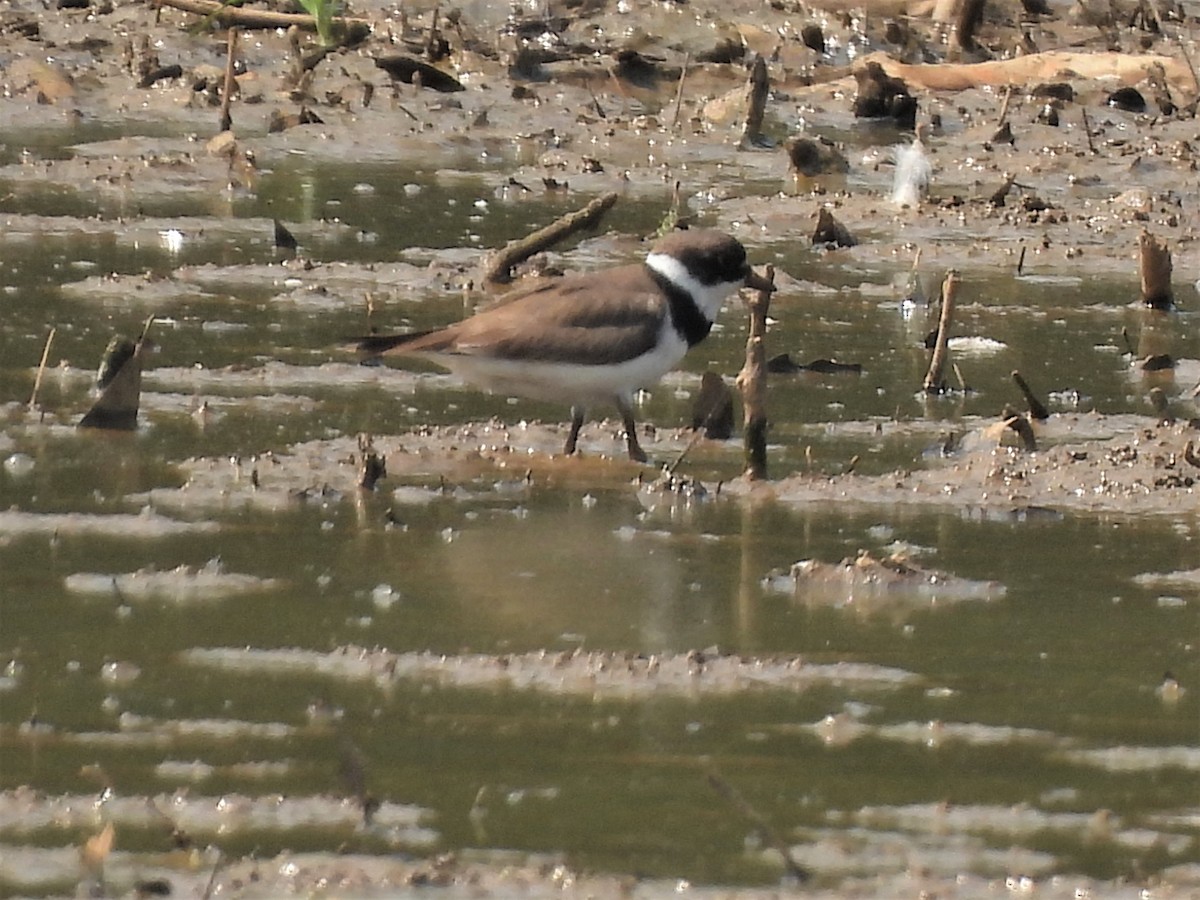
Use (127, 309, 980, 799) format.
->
(218, 28, 237, 133)
(479, 192, 618, 286)
(706, 769, 810, 883)
(338, 734, 380, 825)
(740, 55, 770, 147)
(586, 75, 607, 118)
(671, 52, 689, 129)
(155, 0, 370, 34)
(1080, 106, 1097, 154)
(200, 849, 223, 900)
(1016, 243, 1026, 275)
(1121, 327, 1136, 355)
(28, 327, 56, 411)
(665, 375, 733, 474)
(996, 84, 1013, 125)
(922, 270, 959, 393)
(951, 361, 969, 392)
(735, 265, 776, 480)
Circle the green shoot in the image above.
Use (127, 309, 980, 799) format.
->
(296, 0, 336, 48)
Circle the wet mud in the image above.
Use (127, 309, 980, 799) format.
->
(2, 0, 1199, 895)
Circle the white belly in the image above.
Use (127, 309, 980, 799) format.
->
(428, 327, 689, 406)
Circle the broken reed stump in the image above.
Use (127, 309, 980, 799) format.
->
(1138, 229, 1174, 309)
(79, 317, 156, 430)
(1000, 405, 1037, 451)
(480, 191, 618, 286)
(922, 270, 960, 393)
(1011, 370, 1049, 420)
(953, 0, 987, 54)
(691, 371, 734, 440)
(740, 54, 769, 147)
(812, 206, 856, 248)
(735, 264, 776, 480)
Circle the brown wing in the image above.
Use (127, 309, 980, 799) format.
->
(394, 266, 666, 365)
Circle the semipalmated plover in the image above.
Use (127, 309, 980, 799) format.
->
(356, 229, 773, 462)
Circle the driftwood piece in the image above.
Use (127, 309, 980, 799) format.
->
(861, 49, 1195, 92)
(741, 55, 769, 146)
(767, 354, 862, 375)
(922, 270, 959, 393)
(154, 0, 370, 34)
(735, 265, 776, 481)
(479, 192, 618, 286)
(375, 55, 465, 92)
(1138, 229, 1174, 309)
(670, 53, 689, 128)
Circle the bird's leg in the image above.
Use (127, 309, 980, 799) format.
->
(564, 406, 586, 456)
(615, 397, 648, 463)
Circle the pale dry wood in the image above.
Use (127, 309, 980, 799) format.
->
(807, 0, 937, 15)
(153, 0, 370, 33)
(28, 327, 56, 411)
(923, 271, 959, 393)
(861, 49, 1195, 93)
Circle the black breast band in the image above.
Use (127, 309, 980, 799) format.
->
(646, 265, 712, 347)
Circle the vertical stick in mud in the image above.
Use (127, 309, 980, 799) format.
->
(740, 55, 768, 146)
(736, 266, 775, 480)
(923, 270, 959, 393)
(219, 28, 238, 133)
(28, 327, 56, 411)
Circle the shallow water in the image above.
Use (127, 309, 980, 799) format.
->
(1, 125, 1198, 896)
